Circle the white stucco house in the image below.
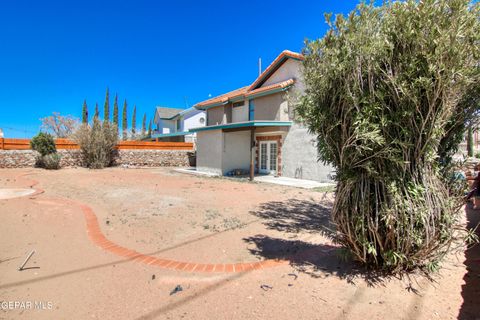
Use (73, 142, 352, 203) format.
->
(189, 50, 334, 182)
(152, 107, 206, 142)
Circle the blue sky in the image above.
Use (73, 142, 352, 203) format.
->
(0, 0, 361, 138)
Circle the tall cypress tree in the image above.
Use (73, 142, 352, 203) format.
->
(103, 87, 110, 124)
(131, 105, 137, 137)
(82, 100, 88, 124)
(113, 94, 119, 132)
(94, 103, 99, 118)
(148, 119, 152, 138)
(122, 100, 128, 140)
(141, 113, 146, 137)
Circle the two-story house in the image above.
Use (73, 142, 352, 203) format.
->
(152, 106, 206, 142)
(189, 50, 334, 182)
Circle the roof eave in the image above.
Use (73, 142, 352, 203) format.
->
(189, 121, 293, 133)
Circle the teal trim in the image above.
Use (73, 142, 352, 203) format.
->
(151, 131, 191, 138)
(188, 121, 292, 133)
(193, 101, 228, 111)
(229, 96, 245, 103)
(247, 85, 292, 100)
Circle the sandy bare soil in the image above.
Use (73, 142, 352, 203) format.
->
(0, 167, 478, 320)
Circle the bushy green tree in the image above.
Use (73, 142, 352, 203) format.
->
(30, 132, 57, 156)
(297, 0, 480, 272)
(30, 132, 61, 169)
(148, 119, 152, 138)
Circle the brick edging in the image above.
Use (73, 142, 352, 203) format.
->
(13, 173, 289, 273)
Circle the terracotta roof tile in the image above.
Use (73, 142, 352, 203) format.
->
(195, 86, 249, 108)
(245, 78, 295, 98)
(193, 50, 303, 109)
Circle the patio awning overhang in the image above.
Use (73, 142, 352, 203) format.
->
(188, 121, 292, 133)
(151, 131, 192, 139)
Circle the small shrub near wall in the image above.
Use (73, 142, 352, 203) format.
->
(29, 132, 61, 170)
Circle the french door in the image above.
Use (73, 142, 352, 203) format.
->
(259, 141, 278, 175)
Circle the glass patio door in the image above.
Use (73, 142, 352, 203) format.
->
(259, 141, 278, 175)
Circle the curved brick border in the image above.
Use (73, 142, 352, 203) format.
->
(12, 172, 289, 273)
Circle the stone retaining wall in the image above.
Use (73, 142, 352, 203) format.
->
(0, 149, 190, 168)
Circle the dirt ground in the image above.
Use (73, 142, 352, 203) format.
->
(0, 167, 478, 320)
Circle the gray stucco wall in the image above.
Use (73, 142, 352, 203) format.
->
(222, 131, 251, 174)
(253, 93, 289, 121)
(196, 130, 223, 175)
(281, 123, 335, 182)
(207, 107, 225, 126)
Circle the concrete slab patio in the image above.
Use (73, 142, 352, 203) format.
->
(174, 167, 335, 189)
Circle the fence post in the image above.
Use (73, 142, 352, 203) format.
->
(0, 138, 3, 150)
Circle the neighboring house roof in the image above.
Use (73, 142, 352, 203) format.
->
(178, 106, 204, 118)
(193, 50, 303, 110)
(155, 107, 185, 120)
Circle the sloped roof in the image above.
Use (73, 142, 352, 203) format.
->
(194, 86, 249, 109)
(193, 50, 303, 110)
(248, 50, 304, 91)
(156, 107, 185, 120)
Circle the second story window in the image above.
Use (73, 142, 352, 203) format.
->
(176, 119, 181, 131)
(248, 101, 255, 121)
(233, 101, 244, 108)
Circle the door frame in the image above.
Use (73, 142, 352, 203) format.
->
(258, 140, 278, 175)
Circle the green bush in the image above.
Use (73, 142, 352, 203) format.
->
(30, 132, 56, 156)
(30, 132, 61, 169)
(298, 0, 480, 272)
(73, 117, 118, 169)
(41, 153, 62, 170)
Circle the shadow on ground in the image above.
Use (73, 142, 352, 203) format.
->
(249, 198, 335, 238)
(247, 198, 388, 285)
(458, 205, 480, 320)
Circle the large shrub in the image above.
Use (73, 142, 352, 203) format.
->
(297, 0, 479, 272)
(73, 117, 118, 169)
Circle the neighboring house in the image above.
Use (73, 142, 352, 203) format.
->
(189, 50, 334, 182)
(152, 107, 206, 142)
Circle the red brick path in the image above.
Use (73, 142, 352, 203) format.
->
(16, 173, 289, 273)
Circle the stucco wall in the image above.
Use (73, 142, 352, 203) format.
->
(232, 101, 248, 122)
(184, 110, 206, 131)
(281, 123, 335, 182)
(253, 93, 289, 121)
(207, 107, 225, 126)
(222, 131, 251, 174)
(158, 119, 176, 134)
(196, 129, 223, 174)
(263, 59, 305, 91)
